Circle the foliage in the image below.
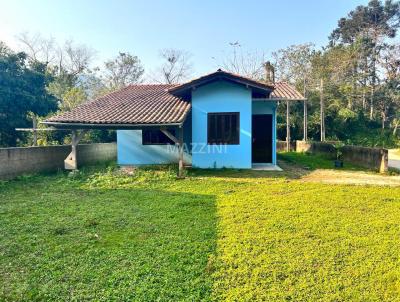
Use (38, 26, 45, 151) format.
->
(0, 48, 58, 146)
(272, 43, 315, 91)
(59, 86, 87, 111)
(272, 0, 400, 147)
(2, 163, 400, 300)
(103, 52, 144, 90)
(1, 35, 148, 147)
(333, 141, 345, 160)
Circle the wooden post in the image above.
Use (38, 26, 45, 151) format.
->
(160, 127, 184, 178)
(178, 126, 184, 178)
(64, 130, 85, 170)
(286, 100, 290, 152)
(320, 78, 325, 142)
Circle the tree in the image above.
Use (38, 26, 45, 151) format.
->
(17, 32, 96, 113)
(0, 45, 58, 146)
(330, 0, 400, 119)
(59, 87, 87, 111)
(17, 32, 95, 76)
(17, 32, 56, 63)
(381, 43, 400, 80)
(103, 52, 144, 90)
(221, 42, 267, 80)
(153, 49, 192, 84)
(272, 43, 315, 88)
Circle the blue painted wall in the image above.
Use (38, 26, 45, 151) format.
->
(117, 117, 192, 165)
(117, 81, 278, 168)
(191, 81, 252, 168)
(252, 101, 278, 165)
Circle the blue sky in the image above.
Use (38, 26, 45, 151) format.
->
(0, 0, 367, 77)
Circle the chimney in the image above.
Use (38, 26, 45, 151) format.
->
(264, 61, 275, 84)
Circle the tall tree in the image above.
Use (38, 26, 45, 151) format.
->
(0, 44, 58, 146)
(330, 0, 400, 119)
(272, 43, 315, 90)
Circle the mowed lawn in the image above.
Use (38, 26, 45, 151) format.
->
(1, 158, 400, 301)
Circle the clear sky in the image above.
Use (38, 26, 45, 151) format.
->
(0, 0, 367, 77)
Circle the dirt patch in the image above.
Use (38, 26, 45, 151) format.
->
(301, 169, 400, 186)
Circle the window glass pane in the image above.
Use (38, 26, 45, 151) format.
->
(207, 112, 239, 145)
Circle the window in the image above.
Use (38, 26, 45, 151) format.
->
(142, 129, 176, 145)
(207, 112, 240, 145)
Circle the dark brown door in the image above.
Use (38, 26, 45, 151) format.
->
(252, 114, 273, 163)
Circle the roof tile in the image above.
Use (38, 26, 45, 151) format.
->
(272, 82, 305, 100)
(46, 84, 191, 125)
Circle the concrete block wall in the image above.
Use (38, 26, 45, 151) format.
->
(294, 140, 388, 172)
(76, 143, 117, 166)
(296, 141, 336, 157)
(342, 145, 388, 173)
(0, 143, 117, 180)
(277, 140, 296, 152)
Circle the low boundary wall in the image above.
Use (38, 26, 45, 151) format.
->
(295, 140, 388, 173)
(0, 143, 117, 180)
(277, 140, 296, 152)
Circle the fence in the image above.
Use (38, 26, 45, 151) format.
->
(0, 143, 117, 180)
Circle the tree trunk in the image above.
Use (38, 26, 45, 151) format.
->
(393, 120, 399, 136)
(370, 35, 379, 120)
(350, 62, 357, 109)
(370, 84, 375, 120)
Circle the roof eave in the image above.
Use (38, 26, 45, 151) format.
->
(41, 121, 185, 130)
(269, 97, 307, 101)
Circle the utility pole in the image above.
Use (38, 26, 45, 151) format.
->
(320, 78, 325, 142)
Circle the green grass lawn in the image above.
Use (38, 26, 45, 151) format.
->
(1, 160, 400, 301)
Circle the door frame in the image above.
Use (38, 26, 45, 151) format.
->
(251, 114, 274, 164)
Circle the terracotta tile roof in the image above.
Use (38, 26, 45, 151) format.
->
(45, 84, 191, 126)
(272, 82, 306, 100)
(44, 73, 305, 128)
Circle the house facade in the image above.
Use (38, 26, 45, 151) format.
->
(44, 69, 305, 171)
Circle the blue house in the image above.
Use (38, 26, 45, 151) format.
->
(44, 69, 305, 175)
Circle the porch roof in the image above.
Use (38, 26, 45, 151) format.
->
(271, 82, 306, 101)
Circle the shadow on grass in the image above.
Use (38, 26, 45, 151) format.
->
(0, 174, 217, 301)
